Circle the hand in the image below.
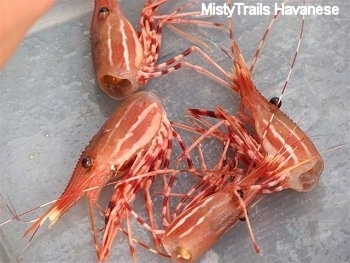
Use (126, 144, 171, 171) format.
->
(0, 0, 56, 69)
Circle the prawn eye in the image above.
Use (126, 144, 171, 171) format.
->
(98, 7, 109, 21)
(269, 97, 282, 108)
(82, 156, 93, 169)
(239, 212, 248, 221)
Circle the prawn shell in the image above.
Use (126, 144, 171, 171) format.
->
(24, 91, 164, 235)
(72, 91, 164, 203)
(162, 188, 256, 262)
(91, 0, 144, 99)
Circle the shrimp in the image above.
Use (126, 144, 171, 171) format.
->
(22, 92, 175, 246)
(162, 113, 261, 262)
(91, 0, 225, 100)
(163, 96, 324, 261)
(180, 1, 324, 193)
(227, 30, 324, 193)
(96, 98, 194, 262)
(161, 2, 325, 260)
(162, 177, 257, 262)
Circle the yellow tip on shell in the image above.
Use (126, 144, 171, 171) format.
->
(47, 209, 60, 228)
(176, 246, 192, 260)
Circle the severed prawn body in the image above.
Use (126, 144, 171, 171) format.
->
(96, 97, 192, 262)
(91, 0, 155, 99)
(3, 92, 193, 262)
(161, 9, 325, 262)
(23, 92, 177, 247)
(230, 42, 324, 192)
(91, 0, 223, 100)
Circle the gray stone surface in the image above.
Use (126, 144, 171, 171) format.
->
(0, 0, 349, 262)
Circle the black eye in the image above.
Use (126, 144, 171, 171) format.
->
(81, 156, 93, 169)
(239, 214, 247, 221)
(99, 7, 109, 14)
(269, 97, 282, 108)
(98, 7, 109, 21)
